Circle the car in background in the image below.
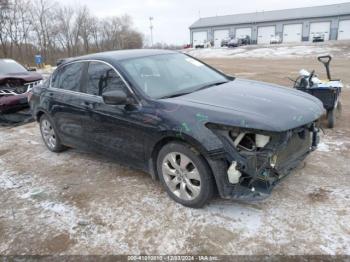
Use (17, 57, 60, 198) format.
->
(227, 38, 240, 48)
(312, 33, 325, 42)
(195, 40, 211, 49)
(0, 59, 42, 113)
(223, 36, 251, 48)
(239, 35, 251, 45)
(270, 35, 282, 44)
(30, 49, 323, 208)
(221, 37, 230, 47)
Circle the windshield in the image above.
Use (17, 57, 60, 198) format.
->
(119, 53, 229, 99)
(0, 59, 27, 75)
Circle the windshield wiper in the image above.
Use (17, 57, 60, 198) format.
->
(161, 91, 194, 99)
(160, 81, 229, 99)
(195, 81, 229, 92)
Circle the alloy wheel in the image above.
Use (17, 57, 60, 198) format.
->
(40, 119, 57, 150)
(162, 152, 201, 201)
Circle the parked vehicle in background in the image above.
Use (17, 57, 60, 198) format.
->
(221, 38, 230, 47)
(270, 35, 282, 44)
(195, 40, 211, 49)
(0, 59, 42, 113)
(227, 38, 240, 48)
(238, 35, 251, 45)
(223, 36, 250, 48)
(30, 49, 323, 208)
(312, 33, 325, 42)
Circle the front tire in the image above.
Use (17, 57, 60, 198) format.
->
(39, 114, 66, 152)
(157, 142, 214, 208)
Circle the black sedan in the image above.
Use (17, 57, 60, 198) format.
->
(30, 50, 324, 208)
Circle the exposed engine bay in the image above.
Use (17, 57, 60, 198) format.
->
(207, 122, 320, 200)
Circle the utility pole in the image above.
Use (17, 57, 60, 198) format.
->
(149, 17, 154, 47)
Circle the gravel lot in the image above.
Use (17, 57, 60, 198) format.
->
(0, 52, 350, 255)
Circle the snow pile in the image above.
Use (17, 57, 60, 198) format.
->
(317, 136, 350, 152)
(182, 44, 344, 59)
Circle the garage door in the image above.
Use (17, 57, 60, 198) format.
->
(214, 29, 229, 47)
(338, 20, 350, 40)
(236, 28, 252, 39)
(193, 31, 207, 46)
(257, 26, 275, 44)
(309, 22, 330, 41)
(283, 24, 302, 42)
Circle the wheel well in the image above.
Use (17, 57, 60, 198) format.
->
(150, 137, 214, 181)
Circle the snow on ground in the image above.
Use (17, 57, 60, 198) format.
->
(317, 136, 350, 153)
(1, 118, 350, 255)
(182, 42, 350, 59)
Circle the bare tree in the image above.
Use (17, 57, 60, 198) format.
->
(0, 0, 143, 65)
(54, 4, 75, 56)
(0, 0, 10, 56)
(30, 0, 56, 62)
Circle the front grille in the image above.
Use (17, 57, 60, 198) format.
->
(275, 130, 311, 170)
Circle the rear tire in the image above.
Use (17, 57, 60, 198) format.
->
(157, 142, 214, 208)
(327, 109, 335, 128)
(39, 114, 66, 152)
(336, 100, 342, 117)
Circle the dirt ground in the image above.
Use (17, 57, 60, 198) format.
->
(0, 56, 350, 255)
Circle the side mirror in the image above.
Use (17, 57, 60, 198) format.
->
(102, 90, 130, 105)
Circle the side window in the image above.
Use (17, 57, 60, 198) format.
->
(50, 69, 60, 88)
(57, 62, 84, 92)
(86, 62, 128, 96)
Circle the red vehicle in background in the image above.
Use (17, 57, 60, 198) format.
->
(0, 59, 42, 113)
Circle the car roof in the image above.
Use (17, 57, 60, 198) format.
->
(62, 49, 178, 66)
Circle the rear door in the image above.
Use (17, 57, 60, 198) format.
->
(48, 62, 88, 148)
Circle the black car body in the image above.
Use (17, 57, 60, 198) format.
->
(30, 50, 324, 207)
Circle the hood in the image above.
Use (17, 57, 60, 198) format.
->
(166, 78, 324, 132)
(0, 72, 43, 83)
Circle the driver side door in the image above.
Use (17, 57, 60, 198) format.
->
(79, 61, 146, 168)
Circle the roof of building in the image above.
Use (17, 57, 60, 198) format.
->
(190, 2, 350, 29)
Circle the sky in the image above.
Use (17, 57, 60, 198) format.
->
(58, 0, 349, 45)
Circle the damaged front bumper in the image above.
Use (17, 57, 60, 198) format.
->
(207, 122, 320, 201)
(0, 80, 42, 112)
